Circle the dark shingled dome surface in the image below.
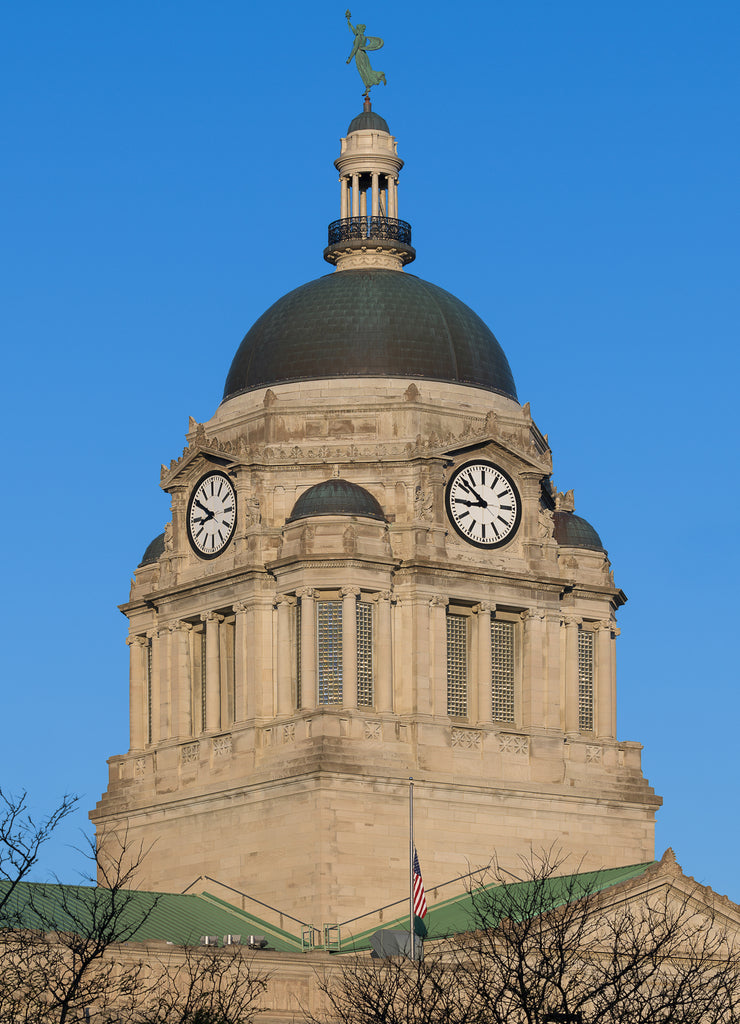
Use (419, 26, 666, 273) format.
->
(288, 479, 385, 523)
(553, 511, 605, 551)
(223, 270, 518, 402)
(139, 532, 165, 566)
(347, 110, 390, 133)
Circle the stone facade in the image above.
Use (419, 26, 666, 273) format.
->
(90, 108, 660, 934)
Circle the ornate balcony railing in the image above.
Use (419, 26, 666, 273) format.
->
(327, 216, 412, 246)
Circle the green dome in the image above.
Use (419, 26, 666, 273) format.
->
(288, 479, 385, 523)
(223, 270, 518, 402)
(347, 110, 390, 133)
(553, 511, 605, 551)
(139, 532, 165, 566)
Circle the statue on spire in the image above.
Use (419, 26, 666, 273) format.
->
(345, 10, 386, 95)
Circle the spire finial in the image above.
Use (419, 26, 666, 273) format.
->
(345, 11, 387, 94)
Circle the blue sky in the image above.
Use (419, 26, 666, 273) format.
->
(2, 1, 739, 902)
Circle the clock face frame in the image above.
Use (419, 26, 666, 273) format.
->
(445, 460, 522, 549)
(186, 471, 237, 559)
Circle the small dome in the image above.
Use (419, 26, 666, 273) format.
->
(347, 110, 389, 133)
(223, 270, 518, 402)
(288, 479, 385, 523)
(553, 511, 605, 551)
(139, 532, 165, 566)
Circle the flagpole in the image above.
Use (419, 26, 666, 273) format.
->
(409, 776, 414, 960)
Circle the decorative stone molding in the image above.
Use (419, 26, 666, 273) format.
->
(212, 735, 232, 758)
(404, 383, 420, 402)
(370, 590, 392, 603)
(233, 601, 249, 613)
(537, 506, 555, 540)
(282, 723, 296, 744)
(586, 745, 602, 764)
(561, 614, 581, 628)
(274, 594, 297, 609)
(363, 721, 382, 741)
(126, 635, 148, 648)
(414, 486, 433, 521)
(296, 587, 318, 600)
(200, 611, 224, 625)
(474, 602, 494, 615)
(341, 586, 361, 599)
(451, 728, 482, 750)
(168, 620, 192, 634)
(181, 742, 200, 765)
(134, 757, 147, 778)
(429, 595, 449, 608)
(498, 733, 530, 758)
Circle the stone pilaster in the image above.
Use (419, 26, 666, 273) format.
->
(563, 615, 581, 734)
(201, 612, 223, 732)
(275, 595, 297, 716)
(233, 601, 248, 722)
(473, 603, 493, 724)
(341, 587, 360, 709)
(597, 620, 615, 739)
(429, 595, 450, 718)
(521, 609, 545, 730)
(127, 635, 149, 751)
(169, 621, 193, 739)
(298, 588, 317, 711)
(373, 591, 393, 713)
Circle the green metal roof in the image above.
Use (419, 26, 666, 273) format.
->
(336, 861, 656, 953)
(288, 478, 386, 523)
(553, 510, 605, 551)
(0, 881, 304, 952)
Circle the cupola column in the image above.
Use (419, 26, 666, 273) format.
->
(127, 635, 148, 750)
(374, 592, 393, 712)
(351, 174, 360, 217)
(298, 588, 317, 710)
(340, 176, 349, 219)
(371, 172, 379, 218)
(276, 595, 296, 716)
(475, 603, 493, 725)
(563, 615, 581, 734)
(342, 587, 360, 709)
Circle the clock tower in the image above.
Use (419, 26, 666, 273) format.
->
(91, 99, 660, 931)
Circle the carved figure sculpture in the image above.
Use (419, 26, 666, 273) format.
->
(345, 10, 386, 94)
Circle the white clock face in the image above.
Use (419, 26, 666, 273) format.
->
(445, 461, 521, 549)
(187, 472, 237, 558)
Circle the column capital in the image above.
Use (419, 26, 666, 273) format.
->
(127, 635, 149, 648)
(341, 586, 361, 599)
(370, 590, 392, 603)
(201, 611, 225, 624)
(233, 601, 249, 614)
(275, 594, 297, 608)
(595, 619, 613, 632)
(429, 595, 449, 608)
(474, 602, 494, 615)
(297, 587, 318, 600)
(169, 620, 192, 634)
(521, 609, 546, 624)
(562, 614, 581, 628)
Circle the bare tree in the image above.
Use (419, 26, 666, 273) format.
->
(0, 788, 77, 919)
(139, 943, 270, 1024)
(307, 850, 740, 1024)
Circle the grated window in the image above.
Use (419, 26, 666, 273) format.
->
(318, 601, 343, 704)
(491, 620, 515, 722)
(295, 601, 302, 709)
(578, 628, 594, 731)
(447, 614, 468, 717)
(356, 602, 374, 706)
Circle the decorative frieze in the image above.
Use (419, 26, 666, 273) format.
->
(498, 733, 529, 758)
(283, 723, 296, 744)
(212, 735, 232, 758)
(451, 727, 482, 750)
(364, 721, 382, 741)
(181, 742, 199, 765)
(586, 745, 602, 764)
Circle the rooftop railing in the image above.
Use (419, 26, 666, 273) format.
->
(327, 216, 412, 246)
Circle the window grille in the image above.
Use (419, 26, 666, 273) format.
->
(295, 601, 302, 709)
(356, 602, 374, 706)
(491, 620, 515, 722)
(318, 601, 343, 704)
(578, 628, 594, 731)
(146, 638, 153, 744)
(446, 614, 468, 717)
(200, 630, 207, 732)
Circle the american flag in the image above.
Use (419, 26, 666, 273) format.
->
(413, 848, 428, 918)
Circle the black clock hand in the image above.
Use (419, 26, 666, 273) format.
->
(458, 479, 488, 507)
(455, 498, 486, 508)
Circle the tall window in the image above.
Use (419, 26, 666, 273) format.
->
(356, 602, 374, 707)
(446, 614, 468, 717)
(318, 601, 343, 704)
(578, 628, 594, 731)
(491, 620, 515, 722)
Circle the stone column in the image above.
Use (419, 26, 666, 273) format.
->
(169, 621, 193, 739)
(341, 587, 360, 709)
(340, 176, 349, 219)
(521, 610, 545, 729)
(351, 173, 359, 217)
(563, 615, 581, 734)
(148, 629, 161, 743)
(543, 612, 561, 730)
(127, 635, 148, 750)
(597, 620, 615, 739)
(201, 612, 223, 732)
(430, 595, 449, 717)
(390, 177, 397, 218)
(374, 591, 393, 712)
(474, 603, 493, 725)
(298, 588, 317, 710)
(233, 601, 248, 722)
(371, 172, 379, 218)
(276, 595, 296, 716)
